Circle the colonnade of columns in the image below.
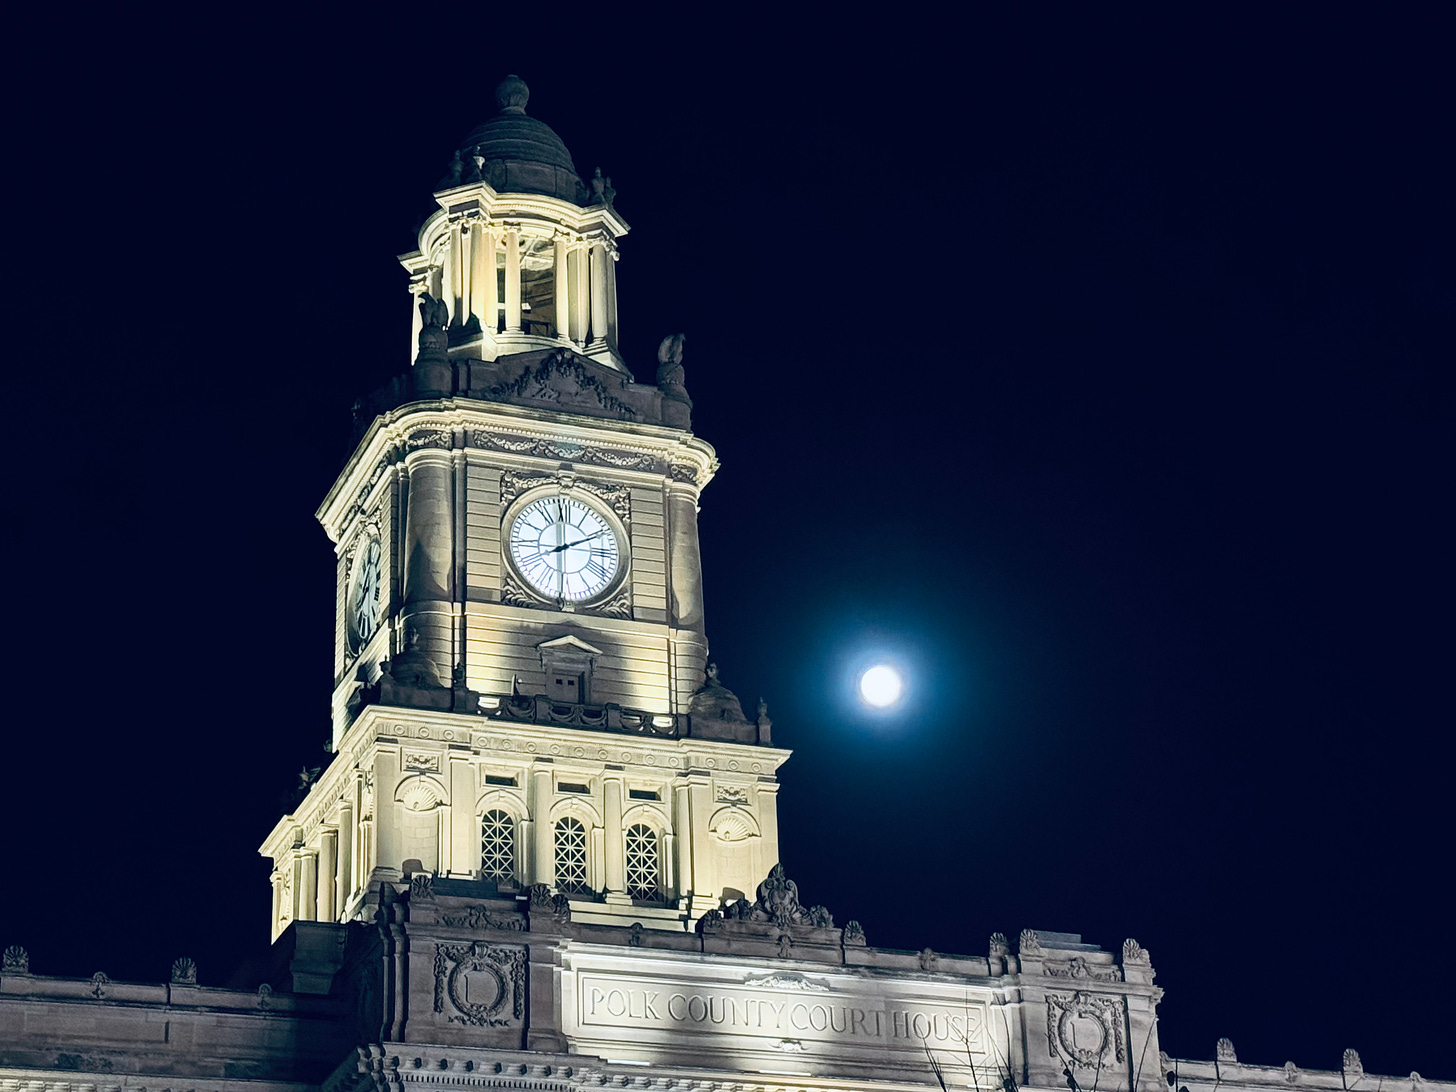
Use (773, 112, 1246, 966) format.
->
(411, 219, 619, 362)
(270, 773, 372, 940)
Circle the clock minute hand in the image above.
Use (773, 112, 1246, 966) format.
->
(548, 530, 607, 553)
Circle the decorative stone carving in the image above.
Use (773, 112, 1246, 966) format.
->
(774, 1039, 807, 1054)
(697, 908, 724, 934)
(723, 897, 753, 920)
(550, 894, 572, 922)
(528, 883, 552, 908)
(1343, 1051, 1363, 1077)
(1046, 956, 1121, 982)
(1020, 928, 1042, 954)
(716, 786, 749, 804)
(743, 972, 829, 992)
(257, 982, 273, 1008)
(397, 779, 442, 813)
(405, 429, 452, 451)
(1123, 938, 1150, 964)
(171, 957, 197, 984)
(627, 922, 644, 947)
(806, 905, 834, 929)
(1411, 1073, 1424, 1090)
(468, 430, 656, 472)
(441, 906, 527, 931)
(989, 932, 1009, 957)
(479, 350, 637, 420)
(1284, 1062, 1300, 1084)
(1046, 992, 1125, 1068)
(410, 874, 435, 899)
(844, 921, 866, 946)
(90, 972, 109, 999)
(1216, 1037, 1237, 1063)
(669, 463, 698, 484)
(919, 948, 939, 971)
(402, 750, 440, 772)
(754, 863, 807, 927)
(2, 945, 28, 973)
(432, 942, 526, 1027)
(776, 935, 793, 958)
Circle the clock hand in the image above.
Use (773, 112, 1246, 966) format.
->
(548, 529, 607, 554)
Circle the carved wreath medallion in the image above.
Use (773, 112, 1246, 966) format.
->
(1047, 991, 1125, 1068)
(432, 942, 526, 1027)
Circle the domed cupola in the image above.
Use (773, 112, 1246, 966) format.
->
(451, 76, 587, 205)
(402, 76, 631, 373)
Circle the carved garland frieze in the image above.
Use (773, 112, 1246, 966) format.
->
(479, 351, 637, 420)
(669, 462, 699, 484)
(405, 428, 454, 451)
(1046, 991, 1126, 1069)
(432, 942, 526, 1027)
(469, 429, 658, 472)
(499, 471, 632, 524)
(1045, 956, 1122, 983)
(440, 906, 527, 931)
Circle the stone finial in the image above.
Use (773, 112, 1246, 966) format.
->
(1411, 1074, 1424, 1090)
(2, 945, 28, 973)
(1019, 928, 1042, 954)
(807, 905, 834, 929)
(1342, 1051, 1363, 1077)
(989, 932, 1009, 956)
(627, 922, 644, 948)
(550, 894, 572, 922)
(1216, 1038, 1237, 1063)
(495, 75, 529, 114)
(776, 934, 793, 958)
(90, 972, 109, 999)
(527, 882, 552, 908)
(1283, 1062, 1299, 1084)
(170, 957, 197, 984)
(1123, 938, 1150, 963)
(258, 982, 273, 1009)
(843, 920, 866, 946)
(918, 948, 939, 971)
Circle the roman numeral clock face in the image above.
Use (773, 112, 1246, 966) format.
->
(507, 495, 623, 603)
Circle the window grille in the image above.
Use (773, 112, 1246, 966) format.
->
(625, 824, 659, 900)
(554, 817, 590, 895)
(480, 810, 515, 881)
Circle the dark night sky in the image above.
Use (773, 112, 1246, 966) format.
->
(5, 5, 1452, 1081)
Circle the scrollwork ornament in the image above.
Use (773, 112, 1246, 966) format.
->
(433, 942, 526, 1027)
(441, 906, 526, 931)
(170, 957, 197, 984)
(1216, 1037, 1237, 1063)
(2, 946, 28, 973)
(1046, 992, 1125, 1068)
(1020, 928, 1042, 954)
(1122, 938, 1150, 964)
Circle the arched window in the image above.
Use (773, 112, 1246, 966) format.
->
(480, 810, 515, 881)
(625, 824, 659, 900)
(554, 816, 589, 895)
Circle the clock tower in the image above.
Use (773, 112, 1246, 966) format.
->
(261, 77, 786, 938)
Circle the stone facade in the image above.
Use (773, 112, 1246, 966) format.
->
(2, 77, 1444, 1092)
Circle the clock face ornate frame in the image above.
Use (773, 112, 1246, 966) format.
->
(501, 486, 630, 609)
(345, 533, 384, 655)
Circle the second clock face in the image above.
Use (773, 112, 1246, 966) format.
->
(508, 495, 622, 602)
(347, 536, 383, 653)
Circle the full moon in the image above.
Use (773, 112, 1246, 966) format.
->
(859, 665, 902, 707)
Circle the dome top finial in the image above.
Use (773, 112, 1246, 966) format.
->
(496, 75, 529, 114)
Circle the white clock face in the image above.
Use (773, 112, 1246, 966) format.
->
(347, 537, 383, 652)
(508, 495, 622, 602)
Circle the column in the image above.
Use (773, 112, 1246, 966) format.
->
(553, 235, 570, 341)
(296, 850, 318, 922)
(459, 222, 472, 324)
(336, 801, 354, 913)
(449, 756, 475, 877)
(483, 228, 499, 335)
(667, 482, 705, 631)
(445, 222, 461, 325)
(375, 750, 400, 875)
(504, 227, 521, 332)
(402, 450, 454, 681)
(602, 773, 625, 897)
(408, 280, 426, 364)
(270, 870, 284, 939)
(673, 775, 695, 901)
(530, 763, 553, 886)
(318, 829, 338, 922)
(605, 243, 619, 346)
(570, 244, 588, 344)
(588, 241, 607, 345)
(469, 221, 488, 331)
(448, 221, 460, 324)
